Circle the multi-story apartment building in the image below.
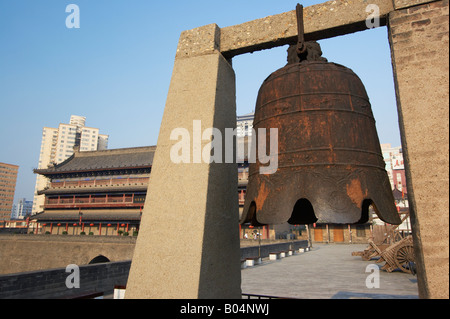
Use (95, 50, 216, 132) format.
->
(378, 144, 410, 232)
(0, 162, 19, 221)
(381, 143, 406, 192)
(11, 198, 33, 220)
(236, 113, 253, 220)
(236, 112, 254, 138)
(32, 115, 109, 214)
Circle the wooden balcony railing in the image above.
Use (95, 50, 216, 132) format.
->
(49, 177, 149, 189)
(45, 187, 246, 208)
(44, 194, 144, 208)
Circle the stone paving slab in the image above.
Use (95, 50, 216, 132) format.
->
(241, 244, 419, 299)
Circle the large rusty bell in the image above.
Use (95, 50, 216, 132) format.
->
(241, 5, 401, 226)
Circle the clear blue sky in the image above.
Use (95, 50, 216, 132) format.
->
(0, 0, 402, 204)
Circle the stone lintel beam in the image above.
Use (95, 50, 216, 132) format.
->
(220, 0, 394, 58)
(175, 1, 442, 59)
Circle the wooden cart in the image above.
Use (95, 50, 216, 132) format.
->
(352, 212, 415, 273)
(353, 236, 415, 274)
(377, 236, 415, 274)
(353, 210, 410, 259)
(352, 239, 390, 261)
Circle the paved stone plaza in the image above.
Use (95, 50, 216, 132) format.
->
(241, 243, 419, 299)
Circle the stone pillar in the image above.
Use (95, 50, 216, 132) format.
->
(388, 0, 449, 299)
(126, 24, 242, 299)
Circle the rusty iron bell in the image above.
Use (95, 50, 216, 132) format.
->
(241, 5, 401, 226)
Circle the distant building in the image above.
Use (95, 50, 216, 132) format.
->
(376, 144, 411, 234)
(393, 169, 407, 193)
(32, 115, 109, 214)
(381, 143, 406, 192)
(11, 198, 33, 220)
(0, 162, 19, 221)
(33, 146, 154, 235)
(236, 113, 253, 224)
(237, 112, 254, 138)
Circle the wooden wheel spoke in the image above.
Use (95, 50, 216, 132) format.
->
(394, 244, 415, 274)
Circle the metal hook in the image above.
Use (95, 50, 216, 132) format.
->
(296, 4, 307, 56)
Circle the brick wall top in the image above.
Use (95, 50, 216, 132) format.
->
(394, 0, 440, 10)
(0, 233, 137, 244)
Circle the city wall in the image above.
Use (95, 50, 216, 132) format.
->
(0, 234, 136, 275)
(0, 261, 130, 299)
(0, 234, 307, 276)
(0, 236, 307, 299)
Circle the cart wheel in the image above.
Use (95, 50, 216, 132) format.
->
(394, 243, 415, 274)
